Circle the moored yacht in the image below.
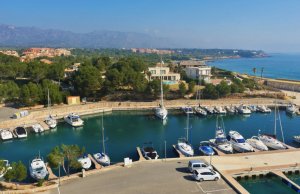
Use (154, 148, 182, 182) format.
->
(64, 113, 84, 127)
(29, 156, 49, 180)
(236, 104, 251, 114)
(225, 105, 236, 114)
(14, 127, 27, 138)
(228, 131, 254, 152)
(248, 105, 258, 112)
(32, 123, 44, 133)
(257, 105, 271, 113)
(78, 154, 92, 170)
(177, 113, 194, 157)
(154, 58, 168, 120)
(93, 111, 110, 166)
(246, 136, 268, 151)
(214, 106, 226, 114)
(0, 129, 13, 141)
(209, 127, 233, 154)
(181, 106, 194, 115)
(286, 104, 298, 114)
(194, 106, 207, 116)
(45, 89, 57, 128)
(203, 106, 215, 114)
(199, 141, 214, 156)
(141, 142, 159, 160)
(293, 136, 300, 144)
(258, 134, 286, 150)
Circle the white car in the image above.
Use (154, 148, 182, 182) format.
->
(188, 160, 213, 173)
(192, 169, 221, 182)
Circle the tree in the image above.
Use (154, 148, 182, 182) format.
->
(74, 65, 102, 97)
(203, 84, 218, 99)
(47, 144, 85, 176)
(4, 161, 27, 182)
(188, 81, 196, 93)
(179, 82, 187, 97)
(216, 81, 231, 97)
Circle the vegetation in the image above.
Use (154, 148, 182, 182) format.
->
(47, 144, 85, 176)
(4, 161, 27, 182)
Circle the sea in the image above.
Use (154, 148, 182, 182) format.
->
(208, 53, 300, 80)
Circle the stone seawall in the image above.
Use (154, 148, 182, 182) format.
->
(266, 79, 300, 92)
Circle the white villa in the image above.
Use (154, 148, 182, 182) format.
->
(147, 66, 180, 83)
(184, 65, 212, 83)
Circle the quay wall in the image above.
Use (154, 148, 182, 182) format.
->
(265, 79, 300, 92)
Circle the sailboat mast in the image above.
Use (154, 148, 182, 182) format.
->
(186, 113, 189, 141)
(160, 57, 164, 107)
(274, 103, 277, 135)
(102, 111, 105, 154)
(277, 106, 285, 143)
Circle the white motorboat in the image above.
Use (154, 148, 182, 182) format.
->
(64, 113, 84, 127)
(214, 106, 226, 114)
(228, 131, 254, 152)
(236, 104, 251, 114)
(177, 113, 194, 157)
(29, 156, 49, 180)
(204, 106, 215, 114)
(45, 89, 57, 128)
(246, 136, 268, 151)
(93, 111, 110, 166)
(293, 136, 300, 144)
(194, 106, 207, 116)
(32, 123, 44, 133)
(14, 127, 27, 138)
(78, 154, 92, 170)
(286, 104, 298, 114)
(155, 58, 168, 120)
(181, 106, 194, 115)
(225, 106, 236, 114)
(258, 134, 286, 150)
(248, 105, 258, 112)
(177, 138, 194, 157)
(0, 160, 12, 179)
(257, 105, 271, 113)
(0, 129, 13, 141)
(141, 142, 159, 160)
(210, 127, 233, 154)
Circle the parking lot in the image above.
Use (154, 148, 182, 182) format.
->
(44, 160, 236, 194)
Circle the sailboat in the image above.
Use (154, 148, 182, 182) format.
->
(155, 58, 168, 120)
(29, 152, 49, 180)
(194, 89, 207, 116)
(177, 113, 194, 156)
(93, 111, 110, 166)
(258, 103, 286, 150)
(45, 89, 57, 129)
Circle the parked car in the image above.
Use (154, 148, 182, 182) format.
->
(192, 168, 221, 182)
(188, 160, 212, 173)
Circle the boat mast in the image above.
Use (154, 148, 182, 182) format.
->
(186, 113, 189, 142)
(277, 106, 285, 143)
(274, 103, 277, 136)
(102, 111, 105, 154)
(160, 56, 164, 108)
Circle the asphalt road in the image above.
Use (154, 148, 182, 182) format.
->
(43, 160, 236, 194)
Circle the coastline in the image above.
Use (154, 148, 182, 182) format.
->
(0, 97, 287, 130)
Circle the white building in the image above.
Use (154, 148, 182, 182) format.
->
(184, 66, 212, 83)
(147, 66, 180, 83)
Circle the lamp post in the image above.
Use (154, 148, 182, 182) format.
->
(164, 140, 167, 161)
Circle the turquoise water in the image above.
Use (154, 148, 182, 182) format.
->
(286, 173, 300, 186)
(1, 110, 300, 177)
(238, 174, 296, 194)
(209, 53, 300, 80)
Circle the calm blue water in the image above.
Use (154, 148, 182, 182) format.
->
(238, 175, 296, 194)
(209, 54, 300, 80)
(1, 110, 300, 178)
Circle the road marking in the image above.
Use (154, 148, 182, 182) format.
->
(196, 182, 232, 193)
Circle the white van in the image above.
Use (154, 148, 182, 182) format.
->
(188, 160, 212, 173)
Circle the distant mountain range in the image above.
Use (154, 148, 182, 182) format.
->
(0, 24, 176, 48)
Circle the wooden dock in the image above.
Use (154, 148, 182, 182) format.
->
(136, 147, 146, 161)
(172, 145, 186, 158)
(88, 154, 101, 169)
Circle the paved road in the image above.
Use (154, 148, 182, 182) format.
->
(0, 107, 18, 122)
(43, 160, 235, 194)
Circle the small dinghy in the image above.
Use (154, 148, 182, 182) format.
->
(199, 141, 215, 156)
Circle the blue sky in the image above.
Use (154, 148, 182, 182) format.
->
(1, 0, 300, 52)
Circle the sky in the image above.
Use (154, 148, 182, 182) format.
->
(1, 0, 300, 52)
